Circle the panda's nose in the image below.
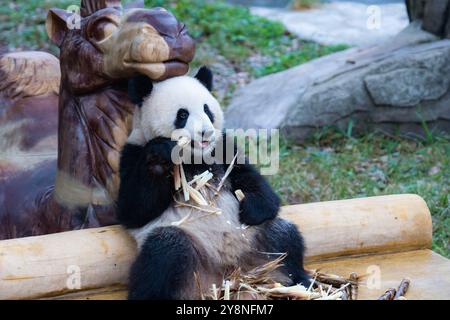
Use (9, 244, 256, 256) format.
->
(202, 129, 214, 140)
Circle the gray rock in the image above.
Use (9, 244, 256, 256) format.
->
(225, 23, 450, 140)
(364, 67, 448, 107)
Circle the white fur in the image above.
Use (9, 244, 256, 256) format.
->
(130, 76, 224, 157)
(130, 189, 257, 267)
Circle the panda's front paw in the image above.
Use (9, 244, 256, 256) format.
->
(238, 193, 278, 226)
(144, 138, 177, 173)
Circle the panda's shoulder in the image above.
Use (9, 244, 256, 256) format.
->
(119, 142, 146, 170)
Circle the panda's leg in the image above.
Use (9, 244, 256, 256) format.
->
(128, 226, 201, 300)
(258, 218, 311, 286)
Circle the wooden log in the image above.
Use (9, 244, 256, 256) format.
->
(0, 194, 432, 300)
(378, 288, 397, 300)
(405, 0, 450, 38)
(422, 0, 450, 36)
(0, 225, 137, 300)
(394, 278, 411, 299)
(405, 0, 427, 22)
(280, 194, 432, 262)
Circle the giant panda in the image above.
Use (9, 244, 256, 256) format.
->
(117, 66, 310, 300)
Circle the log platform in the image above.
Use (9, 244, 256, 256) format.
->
(0, 194, 448, 300)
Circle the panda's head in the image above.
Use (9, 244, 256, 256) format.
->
(127, 66, 223, 157)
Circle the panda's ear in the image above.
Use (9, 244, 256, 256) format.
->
(128, 75, 153, 107)
(194, 66, 213, 92)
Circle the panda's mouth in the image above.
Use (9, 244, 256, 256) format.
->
(192, 140, 211, 149)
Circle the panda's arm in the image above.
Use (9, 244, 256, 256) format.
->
(221, 134, 280, 226)
(117, 138, 176, 228)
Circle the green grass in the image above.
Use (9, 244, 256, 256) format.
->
(147, 0, 291, 63)
(145, 0, 347, 76)
(267, 129, 450, 257)
(253, 43, 349, 77)
(0, 0, 74, 54)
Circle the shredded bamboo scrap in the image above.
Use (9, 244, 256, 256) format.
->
(170, 137, 242, 226)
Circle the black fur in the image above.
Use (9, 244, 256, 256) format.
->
(220, 133, 280, 225)
(194, 66, 213, 91)
(116, 137, 176, 228)
(128, 226, 200, 300)
(259, 218, 310, 286)
(174, 108, 189, 129)
(203, 104, 215, 123)
(128, 74, 153, 107)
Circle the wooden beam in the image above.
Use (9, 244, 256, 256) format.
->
(0, 194, 432, 300)
(280, 194, 432, 262)
(0, 225, 137, 300)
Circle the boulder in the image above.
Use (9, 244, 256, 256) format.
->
(225, 23, 450, 140)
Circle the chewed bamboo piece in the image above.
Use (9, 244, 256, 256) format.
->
(188, 170, 210, 186)
(174, 165, 181, 190)
(187, 185, 209, 206)
(235, 189, 245, 202)
(179, 164, 189, 201)
(216, 152, 239, 193)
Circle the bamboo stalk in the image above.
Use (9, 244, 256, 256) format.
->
(173, 197, 221, 214)
(174, 165, 181, 190)
(378, 288, 396, 300)
(235, 189, 245, 202)
(195, 172, 214, 190)
(211, 284, 219, 300)
(217, 152, 238, 193)
(179, 164, 189, 201)
(188, 170, 210, 186)
(314, 272, 357, 287)
(316, 290, 343, 300)
(256, 285, 321, 300)
(394, 278, 410, 300)
(349, 272, 358, 300)
(171, 210, 193, 226)
(224, 281, 231, 300)
(187, 184, 209, 206)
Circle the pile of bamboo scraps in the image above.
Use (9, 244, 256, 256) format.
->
(203, 255, 359, 300)
(171, 136, 242, 227)
(202, 255, 411, 300)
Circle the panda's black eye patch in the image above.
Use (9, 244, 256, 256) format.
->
(174, 108, 189, 129)
(204, 104, 214, 123)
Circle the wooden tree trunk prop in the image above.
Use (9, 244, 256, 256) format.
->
(406, 0, 450, 38)
(0, 0, 195, 240)
(1, 195, 449, 300)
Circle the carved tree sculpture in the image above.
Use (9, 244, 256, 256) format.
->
(405, 0, 450, 38)
(0, 0, 195, 239)
(0, 52, 60, 176)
